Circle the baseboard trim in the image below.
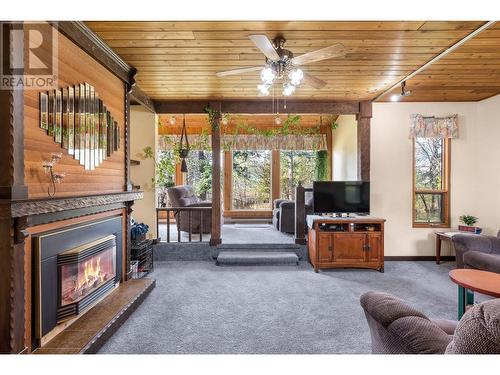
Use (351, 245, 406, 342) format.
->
(384, 256, 455, 261)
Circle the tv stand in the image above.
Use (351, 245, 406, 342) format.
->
(308, 216, 385, 273)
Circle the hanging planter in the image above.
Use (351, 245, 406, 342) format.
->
(178, 115, 190, 172)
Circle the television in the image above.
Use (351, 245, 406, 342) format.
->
(313, 181, 370, 214)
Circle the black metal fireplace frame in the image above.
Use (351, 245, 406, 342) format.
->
(34, 216, 123, 342)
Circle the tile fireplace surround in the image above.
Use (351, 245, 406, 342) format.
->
(2, 190, 155, 354)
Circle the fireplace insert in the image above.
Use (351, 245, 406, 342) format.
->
(57, 235, 117, 322)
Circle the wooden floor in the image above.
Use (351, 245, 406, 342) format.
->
(33, 278, 155, 354)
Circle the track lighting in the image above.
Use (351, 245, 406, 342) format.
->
(391, 81, 412, 102)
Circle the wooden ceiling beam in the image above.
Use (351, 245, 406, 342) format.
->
(154, 100, 361, 114)
(130, 85, 155, 113)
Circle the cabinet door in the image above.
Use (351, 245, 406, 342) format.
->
(318, 232, 333, 262)
(333, 233, 366, 263)
(366, 233, 381, 262)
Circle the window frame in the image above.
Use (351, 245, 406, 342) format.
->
(412, 137, 451, 228)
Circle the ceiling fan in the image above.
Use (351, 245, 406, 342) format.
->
(215, 35, 345, 96)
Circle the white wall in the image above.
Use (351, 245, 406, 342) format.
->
(371, 95, 500, 256)
(333, 114, 358, 181)
(130, 105, 158, 238)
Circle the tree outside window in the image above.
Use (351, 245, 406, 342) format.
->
(413, 137, 450, 227)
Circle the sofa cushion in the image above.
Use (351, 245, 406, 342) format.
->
(463, 251, 500, 274)
(446, 299, 500, 354)
(360, 292, 428, 327)
(389, 316, 453, 354)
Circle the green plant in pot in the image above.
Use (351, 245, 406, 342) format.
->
(459, 215, 481, 234)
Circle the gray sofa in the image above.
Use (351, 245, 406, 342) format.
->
(272, 193, 313, 234)
(360, 291, 500, 354)
(452, 231, 500, 273)
(166, 185, 212, 233)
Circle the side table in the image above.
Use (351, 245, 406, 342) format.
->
(449, 269, 500, 319)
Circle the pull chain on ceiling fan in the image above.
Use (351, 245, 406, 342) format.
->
(215, 35, 345, 97)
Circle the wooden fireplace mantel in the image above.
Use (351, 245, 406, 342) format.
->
(11, 191, 144, 218)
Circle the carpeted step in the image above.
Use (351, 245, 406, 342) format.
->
(216, 251, 299, 266)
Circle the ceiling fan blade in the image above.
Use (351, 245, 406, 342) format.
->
(292, 43, 345, 66)
(215, 66, 262, 77)
(303, 72, 327, 89)
(248, 35, 280, 61)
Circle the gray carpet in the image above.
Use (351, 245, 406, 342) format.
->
(98, 260, 482, 354)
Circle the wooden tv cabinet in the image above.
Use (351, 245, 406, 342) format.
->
(308, 216, 386, 273)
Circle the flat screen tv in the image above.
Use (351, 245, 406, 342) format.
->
(313, 181, 370, 214)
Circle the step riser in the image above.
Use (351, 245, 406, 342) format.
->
(216, 251, 299, 266)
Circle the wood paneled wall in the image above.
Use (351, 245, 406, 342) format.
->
(24, 23, 126, 198)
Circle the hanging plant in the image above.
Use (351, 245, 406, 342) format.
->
(203, 105, 221, 132)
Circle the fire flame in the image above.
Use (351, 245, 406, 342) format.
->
(77, 256, 105, 290)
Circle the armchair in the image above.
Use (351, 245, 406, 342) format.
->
(272, 193, 313, 234)
(452, 231, 500, 273)
(166, 185, 212, 233)
(360, 291, 500, 354)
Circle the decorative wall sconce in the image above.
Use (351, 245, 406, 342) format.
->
(42, 152, 66, 197)
(169, 116, 177, 125)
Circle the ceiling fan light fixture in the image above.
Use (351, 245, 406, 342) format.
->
(257, 83, 271, 96)
(289, 68, 304, 86)
(261, 67, 276, 85)
(283, 82, 296, 96)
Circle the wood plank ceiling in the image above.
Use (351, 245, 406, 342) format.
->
(85, 21, 499, 102)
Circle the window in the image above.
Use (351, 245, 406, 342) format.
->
(232, 150, 271, 210)
(413, 137, 450, 227)
(185, 151, 213, 201)
(280, 150, 327, 200)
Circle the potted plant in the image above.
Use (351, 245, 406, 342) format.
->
(458, 215, 482, 234)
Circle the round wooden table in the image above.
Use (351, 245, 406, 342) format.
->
(449, 269, 500, 319)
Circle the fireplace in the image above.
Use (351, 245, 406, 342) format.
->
(35, 216, 123, 344)
(57, 235, 117, 322)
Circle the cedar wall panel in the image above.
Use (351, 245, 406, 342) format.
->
(24, 23, 126, 198)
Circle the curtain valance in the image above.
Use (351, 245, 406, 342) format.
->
(158, 134, 327, 151)
(409, 114, 458, 138)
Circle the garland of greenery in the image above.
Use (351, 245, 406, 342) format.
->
(158, 112, 339, 153)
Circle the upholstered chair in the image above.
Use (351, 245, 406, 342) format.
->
(360, 291, 500, 354)
(452, 232, 500, 273)
(166, 185, 212, 233)
(272, 192, 313, 234)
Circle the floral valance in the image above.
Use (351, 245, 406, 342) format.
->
(409, 114, 459, 139)
(158, 134, 326, 152)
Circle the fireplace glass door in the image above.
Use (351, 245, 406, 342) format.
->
(57, 235, 116, 320)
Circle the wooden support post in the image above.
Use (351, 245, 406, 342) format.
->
(0, 22, 28, 354)
(175, 162, 184, 186)
(271, 150, 281, 207)
(223, 151, 232, 213)
(209, 102, 222, 246)
(357, 101, 372, 181)
(295, 182, 306, 245)
(325, 127, 333, 181)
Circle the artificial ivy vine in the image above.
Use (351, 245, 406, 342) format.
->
(158, 112, 339, 152)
